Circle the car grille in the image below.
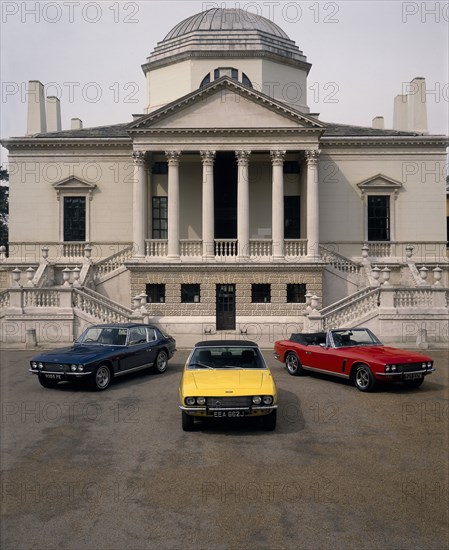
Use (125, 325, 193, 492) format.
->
(206, 396, 252, 408)
(43, 363, 69, 372)
(398, 362, 426, 373)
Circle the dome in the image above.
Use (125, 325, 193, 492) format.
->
(164, 8, 290, 41)
(143, 8, 309, 72)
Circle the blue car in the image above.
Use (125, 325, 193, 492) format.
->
(29, 323, 177, 391)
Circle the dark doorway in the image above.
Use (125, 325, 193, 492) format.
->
(284, 196, 301, 239)
(216, 284, 236, 330)
(214, 152, 237, 239)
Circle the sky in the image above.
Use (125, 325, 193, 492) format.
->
(1, 0, 448, 166)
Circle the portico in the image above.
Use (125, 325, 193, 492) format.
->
(129, 77, 324, 263)
(131, 145, 321, 262)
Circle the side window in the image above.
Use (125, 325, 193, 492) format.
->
(146, 328, 157, 342)
(129, 327, 147, 345)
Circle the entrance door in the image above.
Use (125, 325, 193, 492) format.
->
(216, 284, 236, 330)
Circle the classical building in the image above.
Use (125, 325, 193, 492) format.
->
(1, 8, 448, 347)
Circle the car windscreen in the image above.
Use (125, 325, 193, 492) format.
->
(331, 329, 382, 347)
(188, 347, 266, 369)
(76, 327, 128, 346)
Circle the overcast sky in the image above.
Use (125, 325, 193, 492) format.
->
(1, 0, 448, 165)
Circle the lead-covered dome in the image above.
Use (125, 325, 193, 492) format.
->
(143, 8, 309, 72)
(165, 8, 290, 40)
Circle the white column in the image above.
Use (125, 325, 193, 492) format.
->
(166, 151, 181, 259)
(236, 150, 251, 259)
(305, 149, 320, 260)
(271, 150, 286, 260)
(132, 151, 147, 258)
(200, 150, 216, 259)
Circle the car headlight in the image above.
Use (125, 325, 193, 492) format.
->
(422, 362, 426, 368)
(38, 362, 44, 369)
(196, 397, 206, 405)
(70, 364, 77, 372)
(185, 397, 196, 406)
(252, 396, 262, 405)
(262, 396, 273, 405)
(427, 362, 432, 368)
(385, 365, 391, 373)
(31, 361, 37, 369)
(391, 365, 397, 372)
(77, 365, 84, 372)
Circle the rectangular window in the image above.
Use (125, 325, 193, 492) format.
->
(146, 284, 165, 303)
(181, 284, 200, 303)
(287, 283, 306, 303)
(368, 196, 390, 241)
(63, 196, 86, 242)
(152, 162, 168, 174)
(284, 196, 301, 239)
(152, 197, 168, 239)
(251, 284, 271, 303)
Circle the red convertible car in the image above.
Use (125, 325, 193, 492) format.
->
(274, 328, 435, 392)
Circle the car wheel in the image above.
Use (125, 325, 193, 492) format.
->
(285, 352, 303, 376)
(354, 364, 377, 392)
(89, 364, 112, 391)
(403, 377, 424, 388)
(153, 350, 168, 374)
(261, 410, 277, 431)
(182, 411, 195, 431)
(38, 376, 59, 388)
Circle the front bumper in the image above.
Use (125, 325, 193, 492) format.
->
(29, 368, 91, 379)
(376, 368, 435, 379)
(180, 404, 278, 417)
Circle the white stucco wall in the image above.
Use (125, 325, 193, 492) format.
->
(319, 148, 447, 246)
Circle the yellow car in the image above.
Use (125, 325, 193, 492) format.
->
(179, 340, 278, 431)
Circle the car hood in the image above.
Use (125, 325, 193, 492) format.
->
(182, 369, 276, 396)
(32, 344, 121, 364)
(342, 346, 432, 363)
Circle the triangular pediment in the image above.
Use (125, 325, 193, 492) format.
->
(357, 174, 403, 191)
(128, 77, 325, 132)
(53, 177, 97, 199)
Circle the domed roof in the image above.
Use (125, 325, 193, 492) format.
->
(164, 8, 290, 41)
(143, 7, 310, 74)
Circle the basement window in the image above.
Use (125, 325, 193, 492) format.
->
(146, 284, 165, 303)
(251, 284, 271, 303)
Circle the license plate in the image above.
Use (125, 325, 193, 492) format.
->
(213, 410, 246, 418)
(404, 373, 423, 381)
(44, 374, 62, 380)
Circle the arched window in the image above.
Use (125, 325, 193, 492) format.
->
(200, 67, 253, 89)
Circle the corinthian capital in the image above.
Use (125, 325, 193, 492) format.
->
(132, 150, 146, 166)
(305, 149, 321, 166)
(235, 150, 251, 166)
(200, 150, 216, 166)
(165, 151, 182, 166)
(270, 150, 286, 166)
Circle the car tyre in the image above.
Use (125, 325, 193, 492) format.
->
(403, 377, 424, 388)
(89, 364, 112, 391)
(261, 410, 277, 431)
(38, 376, 59, 389)
(353, 364, 377, 392)
(153, 350, 168, 374)
(182, 411, 195, 431)
(285, 352, 304, 376)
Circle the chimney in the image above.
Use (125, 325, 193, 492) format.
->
(407, 77, 428, 134)
(26, 80, 47, 135)
(71, 118, 83, 130)
(46, 96, 62, 132)
(393, 94, 408, 131)
(372, 116, 384, 129)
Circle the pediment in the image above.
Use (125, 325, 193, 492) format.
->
(128, 77, 325, 133)
(53, 177, 97, 200)
(357, 174, 403, 199)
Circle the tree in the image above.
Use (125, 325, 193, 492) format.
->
(0, 165, 9, 248)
